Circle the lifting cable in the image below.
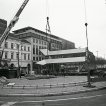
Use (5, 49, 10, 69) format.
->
(45, 0, 51, 52)
(84, 0, 87, 23)
(46, 0, 51, 34)
(84, 0, 88, 50)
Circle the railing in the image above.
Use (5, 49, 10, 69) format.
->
(2, 81, 87, 89)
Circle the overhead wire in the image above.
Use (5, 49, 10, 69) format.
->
(84, 0, 88, 49)
(46, 0, 50, 18)
(45, 0, 51, 54)
(84, 0, 87, 23)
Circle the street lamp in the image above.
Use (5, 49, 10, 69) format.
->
(17, 44, 20, 78)
(84, 23, 95, 88)
(85, 23, 90, 86)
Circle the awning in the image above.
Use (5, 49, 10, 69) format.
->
(40, 48, 86, 56)
(37, 60, 47, 65)
(37, 57, 86, 65)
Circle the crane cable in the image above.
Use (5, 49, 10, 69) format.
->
(46, 0, 51, 34)
(84, 0, 87, 23)
(46, 0, 50, 18)
(84, 0, 88, 49)
(45, 0, 51, 52)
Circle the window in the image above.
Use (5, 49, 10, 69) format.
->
(33, 57, 35, 60)
(16, 52, 19, 59)
(36, 57, 38, 61)
(16, 44, 19, 49)
(24, 54, 26, 60)
(5, 42, 8, 48)
(11, 52, 14, 59)
(36, 39, 38, 43)
(11, 43, 14, 49)
(5, 52, 8, 59)
(33, 38, 35, 43)
(44, 41, 46, 45)
(39, 46, 41, 55)
(28, 47, 30, 51)
(0, 52, 1, 57)
(39, 57, 41, 61)
(42, 41, 43, 45)
(39, 40, 41, 44)
(39, 46, 41, 49)
(33, 45, 35, 54)
(36, 46, 38, 55)
(21, 46, 23, 50)
(24, 46, 26, 51)
(28, 54, 30, 60)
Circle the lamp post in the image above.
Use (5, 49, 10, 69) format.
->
(84, 23, 95, 87)
(17, 44, 20, 78)
(85, 23, 90, 87)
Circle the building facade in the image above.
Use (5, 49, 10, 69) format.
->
(0, 19, 7, 36)
(0, 33, 32, 74)
(13, 27, 64, 71)
(0, 19, 76, 74)
(60, 38, 75, 50)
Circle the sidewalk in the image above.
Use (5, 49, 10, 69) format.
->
(0, 76, 106, 97)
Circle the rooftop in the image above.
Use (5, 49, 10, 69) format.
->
(37, 56, 86, 65)
(40, 48, 86, 56)
(8, 33, 30, 44)
(13, 26, 61, 39)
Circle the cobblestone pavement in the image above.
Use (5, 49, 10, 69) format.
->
(0, 76, 106, 96)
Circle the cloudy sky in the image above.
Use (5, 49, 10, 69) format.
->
(0, 0, 106, 58)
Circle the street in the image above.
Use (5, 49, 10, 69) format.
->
(0, 89, 106, 106)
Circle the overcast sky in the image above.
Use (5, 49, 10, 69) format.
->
(0, 0, 106, 58)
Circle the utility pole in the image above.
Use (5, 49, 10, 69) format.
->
(85, 23, 91, 87)
(17, 44, 20, 78)
(83, 0, 95, 88)
(84, 23, 95, 88)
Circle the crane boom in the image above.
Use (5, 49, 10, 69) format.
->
(0, 0, 29, 47)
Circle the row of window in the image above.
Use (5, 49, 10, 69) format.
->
(5, 42, 30, 51)
(51, 43, 62, 49)
(33, 38, 47, 45)
(19, 33, 62, 46)
(33, 37, 62, 45)
(33, 56, 43, 61)
(3, 51, 30, 60)
(33, 45, 47, 55)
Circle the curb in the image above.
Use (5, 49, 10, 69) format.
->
(0, 86, 106, 97)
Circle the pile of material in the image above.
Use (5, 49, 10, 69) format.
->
(0, 76, 9, 85)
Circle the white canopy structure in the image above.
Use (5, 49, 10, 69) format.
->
(37, 57, 86, 65)
(40, 48, 86, 56)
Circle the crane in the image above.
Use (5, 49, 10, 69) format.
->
(0, 0, 29, 61)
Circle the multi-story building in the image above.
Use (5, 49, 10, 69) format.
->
(0, 18, 76, 74)
(12, 26, 76, 73)
(60, 38, 75, 50)
(13, 27, 63, 71)
(0, 19, 32, 74)
(0, 19, 7, 36)
(0, 33, 32, 74)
